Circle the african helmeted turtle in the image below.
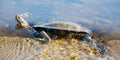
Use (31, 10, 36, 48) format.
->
(15, 13, 113, 58)
(15, 13, 92, 42)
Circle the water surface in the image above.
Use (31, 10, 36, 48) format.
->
(0, 0, 120, 31)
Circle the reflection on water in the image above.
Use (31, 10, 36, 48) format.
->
(0, 0, 120, 30)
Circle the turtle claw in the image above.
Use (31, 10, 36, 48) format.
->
(33, 31, 51, 43)
(39, 31, 51, 42)
(35, 38, 50, 43)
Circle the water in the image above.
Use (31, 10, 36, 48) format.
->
(0, 1, 120, 60)
(0, 0, 120, 29)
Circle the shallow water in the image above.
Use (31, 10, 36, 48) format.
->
(0, 37, 117, 60)
(0, 0, 120, 60)
(0, 0, 120, 29)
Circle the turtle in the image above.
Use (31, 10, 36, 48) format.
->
(15, 14, 113, 57)
(15, 13, 92, 42)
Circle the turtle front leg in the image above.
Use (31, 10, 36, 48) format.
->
(39, 31, 51, 42)
(31, 29, 51, 42)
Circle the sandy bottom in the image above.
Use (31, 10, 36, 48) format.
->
(0, 28, 120, 60)
(0, 36, 42, 60)
(108, 40, 120, 60)
(0, 36, 118, 60)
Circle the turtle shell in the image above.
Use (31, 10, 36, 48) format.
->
(33, 22, 91, 39)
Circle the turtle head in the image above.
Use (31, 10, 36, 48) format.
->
(15, 15, 31, 29)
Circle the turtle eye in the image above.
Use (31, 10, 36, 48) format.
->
(16, 15, 21, 20)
